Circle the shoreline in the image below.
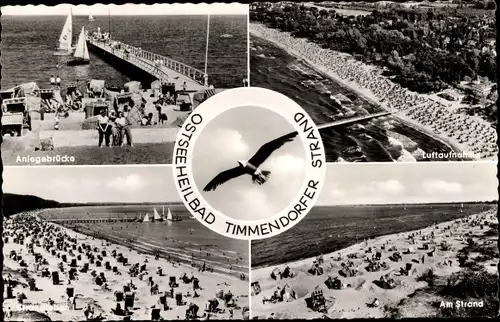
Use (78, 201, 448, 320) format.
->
(251, 209, 497, 319)
(4, 212, 249, 321)
(249, 23, 495, 161)
(68, 223, 248, 279)
(251, 210, 491, 273)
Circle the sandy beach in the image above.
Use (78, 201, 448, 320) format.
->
(3, 212, 249, 321)
(250, 23, 497, 160)
(250, 208, 497, 319)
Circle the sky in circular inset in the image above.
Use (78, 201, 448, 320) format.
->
(191, 106, 306, 221)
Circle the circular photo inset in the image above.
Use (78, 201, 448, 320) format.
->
(172, 87, 326, 240)
(192, 106, 306, 221)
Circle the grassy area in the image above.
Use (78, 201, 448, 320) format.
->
(2, 142, 175, 165)
(437, 268, 499, 318)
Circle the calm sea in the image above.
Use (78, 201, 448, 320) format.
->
(251, 203, 495, 268)
(1, 15, 248, 89)
(38, 204, 249, 276)
(250, 35, 462, 162)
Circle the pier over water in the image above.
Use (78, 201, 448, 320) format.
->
(87, 36, 209, 91)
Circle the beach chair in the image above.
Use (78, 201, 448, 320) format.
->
(159, 295, 169, 311)
(124, 294, 134, 310)
(52, 271, 60, 285)
(310, 289, 326, 312)
(251, 281, 261, 296)
(151, 308, 161, 321)
(169, 276, 178, 288)
(6, 285, 14, 299)
(175, 292, 184, 306)
(115, 291, 124, 302)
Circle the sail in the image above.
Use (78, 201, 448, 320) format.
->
(143, 213, 150, 222)
(153, 208, 162, 221)
(74, 27, 90, 60)
(89, 14, 94, 20)
(58, 12, 73, 51)
(167, 208, 173, 221)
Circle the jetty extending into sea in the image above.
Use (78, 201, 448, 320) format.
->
(86, 37, 210, 92)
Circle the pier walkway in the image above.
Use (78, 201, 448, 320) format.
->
(87, 37, 208, 91)
(48, 218, 139, 224)
(317, 111, 392, 130)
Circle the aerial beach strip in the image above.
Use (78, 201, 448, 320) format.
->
(3, 210, 249, 321)
(249, 22, 496, 161)
(251, 207, 498, 319)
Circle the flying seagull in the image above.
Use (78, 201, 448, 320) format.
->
(203, 131, 299, 192)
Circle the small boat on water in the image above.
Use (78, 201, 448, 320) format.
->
(153, 207, 163, 222)
(67, 27, 90, 66)
(54, 11, 75, 56)
(220, 33, 233, 38)
(166, 207, 182, 222)
(142, 213, 150, 222)
(88, 13, 95, 21)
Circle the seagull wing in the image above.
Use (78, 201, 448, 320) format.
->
(203, 166, 247, 192)
(248, 131, 299, 167)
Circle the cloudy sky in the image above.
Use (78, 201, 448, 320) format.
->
(1, 3, 248, 16)
(317, 162, 498, 205)
(191, 106, 306, 221)
(3, 162, 496, 206)
(2, 166, 178, 204)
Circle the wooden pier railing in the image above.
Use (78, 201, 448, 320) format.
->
(87, 37, 208, 90)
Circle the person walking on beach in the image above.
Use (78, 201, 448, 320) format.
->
(50, 75, 56, 86)
(121, 106, 134, 147)
(56, 75, 61, 87)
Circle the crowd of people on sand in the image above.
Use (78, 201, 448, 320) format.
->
(251, 24, 498, 159)
(252, 208, 497, 319)
(3, 212, 249, 321)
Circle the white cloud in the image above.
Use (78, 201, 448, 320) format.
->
(106, 174, 146, 192)
(422, 179, 463, 195)
(264, 154, 305, 176)
(377, 180, 405, 194)
(194, 128, 250, 167)
(355, 180, 405, 195)
(330, 188, 345, 199)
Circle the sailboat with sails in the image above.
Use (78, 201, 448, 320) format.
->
(89, 13, 95, 21)
(67, 27, 90, 66)
(143, 213, 150, 222)
(166, 207, 182, 222)
(153, 207, 163, 222)
(54, 10, 75, 56)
